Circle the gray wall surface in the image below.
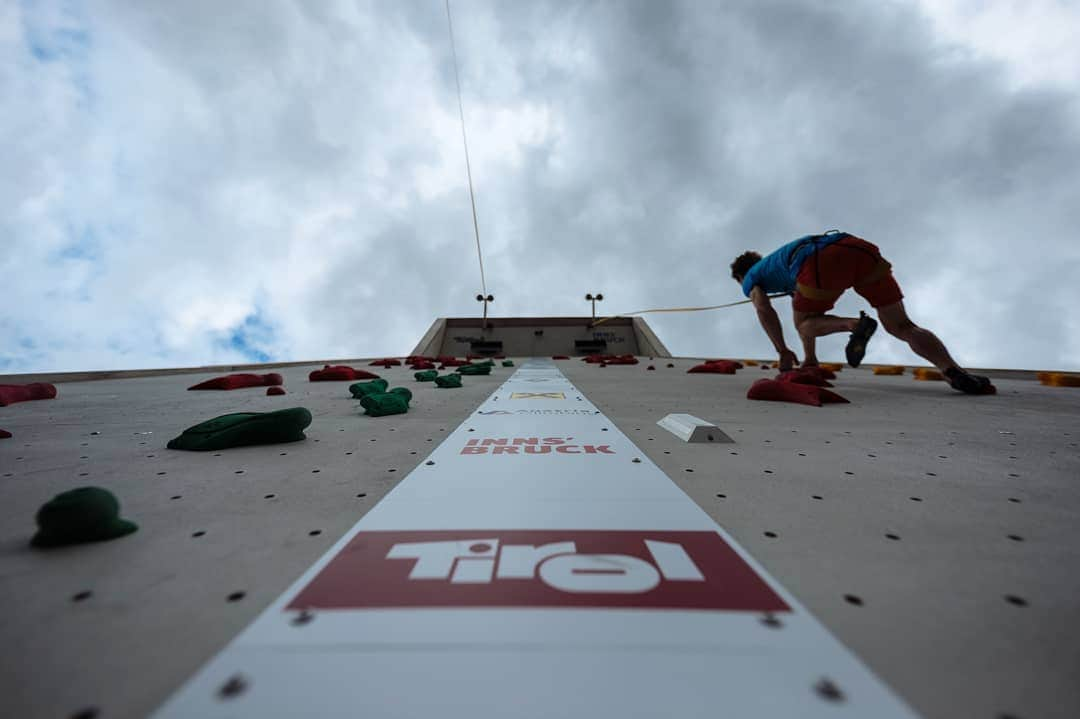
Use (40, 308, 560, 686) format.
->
(1, 357, 1078, 718)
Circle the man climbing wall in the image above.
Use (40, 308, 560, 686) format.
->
(729, 230, 994, 394)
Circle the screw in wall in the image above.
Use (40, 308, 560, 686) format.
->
(217, 674, 249, 700)
(814, 678, 845, 702)
(291, 610, 315, 626)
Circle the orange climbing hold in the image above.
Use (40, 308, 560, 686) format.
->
(819, 362, 844, 372)
(913, 368, 945, 381)
(1040, 372, 1080, 387)
(873, 366, 905, 375)
(742, 359, 759, 366)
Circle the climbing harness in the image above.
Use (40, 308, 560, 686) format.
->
(444, 0, 488, 297)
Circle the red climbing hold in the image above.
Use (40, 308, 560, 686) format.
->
(266, 387, 286, 396)
(188, 373, 283, 391)
(410, 361, 437, 370)
(552, 355, 570, 360)
(405, 355, 434, 365)
(369, 358, 403, 368)
(799, 366, 837, 380)
(439, 358, 470, 368)
(747, 379, 849, 407)
(309, 366, 381, 381)
(0, 429, 12, 439)
(0, 383, 57, 407)
(776, 369, 834, 388)
(705, 359, 744, 369)
(688, 361, 740, 374)
(585, 354, 638, 365)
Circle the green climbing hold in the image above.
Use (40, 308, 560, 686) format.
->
(31, 487, 138, 548)
(360, 392, 409, 417)
(457, 364, 492, 376)
(502, 360, 514, 367)
(414, 370, 438, 382)
(435, 374, 463, 388)
(167, 407, 313, 451)
(388, 386, 413, 403)
(475, 359, 495, 367)
(349, 379, 389, 398)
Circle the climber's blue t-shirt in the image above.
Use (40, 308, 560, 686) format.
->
(741, 233, 848, 297)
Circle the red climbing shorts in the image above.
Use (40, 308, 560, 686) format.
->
(793, 236, 904, 313)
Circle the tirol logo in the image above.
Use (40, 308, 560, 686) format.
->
(287, 530, 790, 612)
(460, 437, 613, 455)
(510, 392, 565, 400)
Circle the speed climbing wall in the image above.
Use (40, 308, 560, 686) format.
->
(1, 338, 1078, 718)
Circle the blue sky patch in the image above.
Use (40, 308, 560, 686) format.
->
(219, 310, 276, 364)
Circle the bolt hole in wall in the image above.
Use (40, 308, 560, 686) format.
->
(844, 594, 864, 606)
(72, 590, 92, 602)
(69, 707, 99, 719)
(226, 591, 246, 603)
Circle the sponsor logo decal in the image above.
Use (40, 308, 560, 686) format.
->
(477, 409, 597, 416)
(288, 530, 790, 611)
(460, 437, 614, 455)
(510, 392, 565, 400)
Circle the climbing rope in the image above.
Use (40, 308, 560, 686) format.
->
(444, 0, 487, 297)
(591, 294, 790, 327)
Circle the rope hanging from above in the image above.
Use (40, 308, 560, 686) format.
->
(444, 0, 487, 297)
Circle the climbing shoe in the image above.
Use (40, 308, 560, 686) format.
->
(845, 312, 878, 368)
(944, 367, 996, 395)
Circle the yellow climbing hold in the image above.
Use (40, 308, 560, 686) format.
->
(820, 362, 844, 372)
(913, 368, 944, 381)
(873, 365, 905, 375)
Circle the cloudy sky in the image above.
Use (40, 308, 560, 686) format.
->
(3, 0, 1079, 373)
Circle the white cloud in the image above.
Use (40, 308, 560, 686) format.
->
(2, 0, 1078, 374)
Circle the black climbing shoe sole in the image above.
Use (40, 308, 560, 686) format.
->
(945, 368, 996, 395)
(845, 312, 878, 368)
